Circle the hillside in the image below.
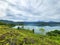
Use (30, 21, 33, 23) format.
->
(0, 25, 60, 45)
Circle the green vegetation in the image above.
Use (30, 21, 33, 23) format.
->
(0, 22, 15, 28)
(46, 30, 60, 44)
(39, 28, 45, 35)
(0, 25, 60, 45)
(46, 30, 60, 36)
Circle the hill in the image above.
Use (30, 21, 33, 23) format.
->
(0, 20, 60, 26)
(0, 25, 60, 45)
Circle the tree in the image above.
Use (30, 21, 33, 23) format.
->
(0, 22, 6, 25)
(46, 30, 60, 36)
(39, 28, 45, 35)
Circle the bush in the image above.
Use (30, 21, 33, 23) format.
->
(46, 30, 60, 36)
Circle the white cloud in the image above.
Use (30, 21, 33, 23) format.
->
(0, 0, 8, 17)
(0, 0, 60, 22)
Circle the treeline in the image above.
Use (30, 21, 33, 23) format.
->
(0, 22, 15, 27)
(36, 22, 60, 26)
(0, 20, 60, 26)
(46, 30, 60, 36)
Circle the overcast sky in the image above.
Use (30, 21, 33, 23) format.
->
(0, 0, 60, 22)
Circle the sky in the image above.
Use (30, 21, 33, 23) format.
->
(0, 0, 60, 22)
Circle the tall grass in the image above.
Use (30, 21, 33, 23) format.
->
(0, 25, 60, 45)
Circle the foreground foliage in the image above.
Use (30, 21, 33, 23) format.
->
(0, 25, 60, 45)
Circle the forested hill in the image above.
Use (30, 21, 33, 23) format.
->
(0, 20, 60, 26)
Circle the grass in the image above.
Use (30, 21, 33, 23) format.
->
(0, 25, 60, 45)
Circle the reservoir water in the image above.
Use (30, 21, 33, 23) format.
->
(13, 25, 60, 34)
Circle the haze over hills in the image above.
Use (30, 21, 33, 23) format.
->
(0, 20, 60, 26)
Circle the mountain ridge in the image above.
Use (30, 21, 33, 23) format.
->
(0, 20, 60, 26)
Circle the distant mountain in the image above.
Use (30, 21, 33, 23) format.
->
(0, 20, 24, 25)
(0, 20, 60, 26)
(0, 20, 14, 24)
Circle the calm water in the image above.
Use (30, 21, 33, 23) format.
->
(13, 25, 60, 34)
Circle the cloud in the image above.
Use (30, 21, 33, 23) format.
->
(0, 0, 60, 22)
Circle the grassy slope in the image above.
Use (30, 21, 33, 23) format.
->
(0, 25, 60, 45)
